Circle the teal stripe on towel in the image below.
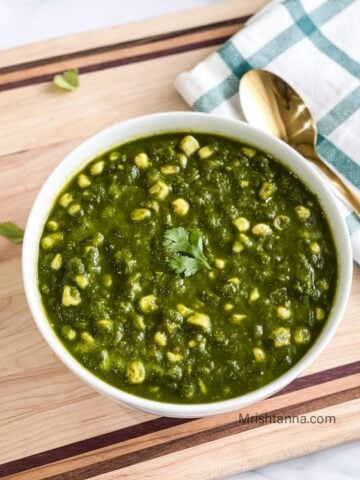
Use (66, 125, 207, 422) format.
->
(193, 74, 241, 113)
(217, 42, 251, 78)
(318, 86, 360, 136)
(285, 0, 360, 79)
(193, 0, 351, 113)
(317, 134, 360, 189)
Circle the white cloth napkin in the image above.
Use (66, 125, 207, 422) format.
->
(175, 0, 360, 263)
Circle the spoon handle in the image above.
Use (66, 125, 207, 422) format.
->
(305, 151, 360, 218)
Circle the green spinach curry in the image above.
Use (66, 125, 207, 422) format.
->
(38, 133, 337, 403)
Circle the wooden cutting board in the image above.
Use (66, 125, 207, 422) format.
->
(0, 1, 359, 478)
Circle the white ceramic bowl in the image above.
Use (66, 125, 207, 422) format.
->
(22, 112, 352, 418)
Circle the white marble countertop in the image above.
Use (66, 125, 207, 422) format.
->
(0, 0, 358, 478)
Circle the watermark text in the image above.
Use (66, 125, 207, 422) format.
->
(239, 412, 336, 425)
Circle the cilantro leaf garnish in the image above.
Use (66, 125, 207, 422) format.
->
(163, 227, 211, 277)
(0, 222, 24, 244)
(53, 69, 79, 91)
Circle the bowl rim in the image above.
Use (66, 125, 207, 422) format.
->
(22, 111, 353, 417)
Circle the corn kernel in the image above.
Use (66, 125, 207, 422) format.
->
(90, 160, 105, 176)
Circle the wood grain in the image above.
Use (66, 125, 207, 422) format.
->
(0, 1, 359, 479)
(3, 371, 359, 479)
(0, 24, 244, 91)
(102, 398, 360, 480)
(0, 0, 268, 69)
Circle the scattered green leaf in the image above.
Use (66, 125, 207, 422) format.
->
(163, 227, 211, 277)
(53, 69, 80, 91)
(0, 222, 24, 244)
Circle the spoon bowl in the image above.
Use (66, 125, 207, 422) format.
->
(239, 69, 360, 216)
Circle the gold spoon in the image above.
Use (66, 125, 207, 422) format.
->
(239, 68, 360, 217)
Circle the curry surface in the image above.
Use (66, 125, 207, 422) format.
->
(38, 133, 337, 403)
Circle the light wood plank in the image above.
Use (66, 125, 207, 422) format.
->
(0, 0, 268, 68)
(0, 48, 211, 157)
(107, 399, 360, 480)
(7, 374, 359, 478)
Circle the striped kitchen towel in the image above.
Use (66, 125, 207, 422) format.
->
(175, 0, 360, 263)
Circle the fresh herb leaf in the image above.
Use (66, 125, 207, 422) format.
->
(0, 222, 24, 244)
(163, 227, 191, 254)
(190, 228, 203, 250)
(169, 256, 199, 277)
(53, 69, 79, 91)
(163, 227, 211, 277)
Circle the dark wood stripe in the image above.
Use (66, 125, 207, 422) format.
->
(271, 359, 360, 396)
(47, 385, 360, 480)
(0, 36, 230, 93)
(0, 417, 194, 478)
(0, 361, 358, 478)
(0, 16, 249, 75)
